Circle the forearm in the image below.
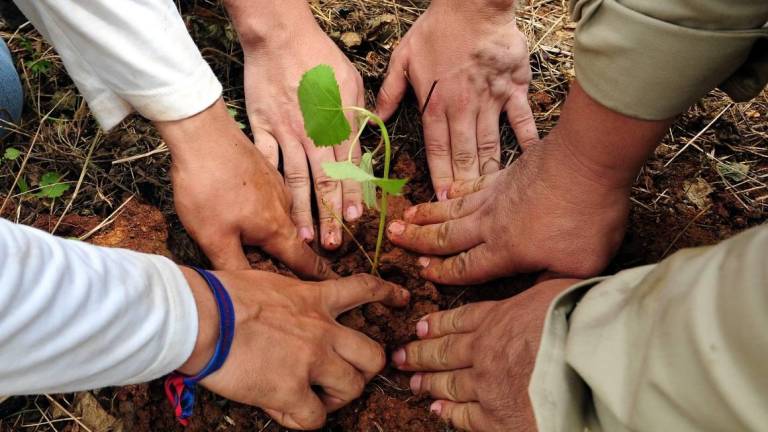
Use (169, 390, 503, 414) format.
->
(0, 219, 198, 394)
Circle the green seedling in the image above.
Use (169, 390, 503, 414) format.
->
(3, 147, 21, 161)
(298, 64, 408, 274)
(36, 171, 70, 199)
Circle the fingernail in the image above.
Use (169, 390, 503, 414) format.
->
(437, 190, 448, 201)
(416, 320, 429, 338)
(345, 205, 361, 221)
(410, 374, 423, 394)
(299, 227, 314, 242)
(392, 348, 406, 367)
(430, 401, 443, 415)
(388, 221, 405, 236)
(400, 289, 411, 301)
(403, 206, 416, 221)
(418, 257, 430, 268)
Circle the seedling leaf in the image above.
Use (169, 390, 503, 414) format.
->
(18, 177, 29, 194)
(36, 171, 70, 199)
(360, 152, 377, 209)
(373, 178, 408, 195)
(322, 161, 374, 182)
(4, 148, 21, 161)
(298, 65, 351, 147)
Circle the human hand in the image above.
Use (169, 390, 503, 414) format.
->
(385, 82, 672, 284)
(376, 0, 537, 200)
(180, 269, 411, 430)
(391, 279, 576, 431)
(226, 0, 365, 250)
(155, 98, 335, 279)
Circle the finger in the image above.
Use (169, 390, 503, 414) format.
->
(202, 234, 250, 271)
(323, 274, 410, 317)
(262, 228, 337, 281)
(431, 401, 490, 432)
(402, 189, 490, 225)
(263, 388, 326, 431)
(476, 106, 502, 175)
(447, 171, 502, 199)
(375, 52, 409, 121)
(423, 105, 453, 201)
(252, 127, 280, 168)
(306, 144, 343, 250)
(447, 107, 480, 182)
(505, 91, 538, 151)
(411, 370, 477, 402)
(415, 302, 495, 339)
(333, 327, 387, 381)
(312, 353, 366, 412)
(391, 334, 474, 371)
(387, 217, 483, 256)
(335, 91, 363, 222)
(419, 244, 507, 285)
(279, 134, 315, 242)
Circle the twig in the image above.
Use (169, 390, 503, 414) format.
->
(43, 395, 92, 432)
(78, 196, 135, 241)
(664, 104, 732, 167)
(51, 131, 101, 235)
(661, 205, 711, 258)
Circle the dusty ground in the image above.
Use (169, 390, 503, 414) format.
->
(0, 0, 766, 431)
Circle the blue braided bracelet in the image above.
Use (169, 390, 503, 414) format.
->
(165, 268, 236, 426)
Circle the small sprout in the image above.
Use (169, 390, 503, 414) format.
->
(227, 107, 247, 130)
(36, 171, 70, 199)
(3, 147, 21, 161)
(298, 65, 408, 273)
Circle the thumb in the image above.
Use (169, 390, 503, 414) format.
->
(202, 234, 250, 271)
(375, 53, 409, 121)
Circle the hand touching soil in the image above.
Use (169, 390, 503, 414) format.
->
(228, 0, 365, 250)
(376, 0, 537, 200)
(156, 99, 336, 279)
(180, 269, 411, 430)
(391, 279, 576, 431)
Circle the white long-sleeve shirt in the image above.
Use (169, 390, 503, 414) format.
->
(0, 217, 197, 394)
(12, 0, 223, 130)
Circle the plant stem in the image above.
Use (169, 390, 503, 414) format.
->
(344, 106, 392, 274)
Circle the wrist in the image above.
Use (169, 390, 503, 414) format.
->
(546, 81, 673, 190)
(428, 0, 516, 25)
(223, 0, 319, 51)
(178, 267, 219, 375)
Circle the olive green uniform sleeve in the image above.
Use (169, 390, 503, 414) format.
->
(529, 225, 768, 431)
(568, 0, 768, 120)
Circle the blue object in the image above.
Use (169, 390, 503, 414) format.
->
(0, 38, 23, 139)
(164, 268, 236, 426)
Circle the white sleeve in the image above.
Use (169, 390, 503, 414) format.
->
(12, 0, 223, 130)
(0, 218, 198, 395)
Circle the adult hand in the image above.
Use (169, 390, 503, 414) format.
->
(376, 0, 537, 200)
(155, 98, 336, 279)
(391, 279, 576, 431)
(385, 82, 673, 284)
(226, 0, 365, 250)
(180, 269, 410, 430)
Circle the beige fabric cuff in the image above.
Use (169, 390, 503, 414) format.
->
(570, 0, 767, 120)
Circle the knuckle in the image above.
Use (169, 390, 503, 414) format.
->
(446, 308, 466, 333)
(314, 175, 340, 195)
(449, 198, 466, 219)
(436, 337, 453, 368)
(452, 150, 477, 170)
(436, 223, 451, 249)
(449, 252, 471, 279)
(424, 136, 450, 157)
(445, 374, 460, 400)
(372, 346, 386, 372)
(285, 170, 310, 189)
(476, 137, 499, 157)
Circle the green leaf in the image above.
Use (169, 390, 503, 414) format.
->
(360, 152, 378, 209)
(373, 178, 408, 195)
(298, 65, 351, 147)
(3, 147, 21, 161)
(227, 107, 247, 130)
(18, 177, 29, 194)
(322, 161, 375, 182)
(36, 171, 70, 199)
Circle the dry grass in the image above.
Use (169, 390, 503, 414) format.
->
(0, 0, 766, 430)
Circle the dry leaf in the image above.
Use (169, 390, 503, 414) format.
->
(73, 392, 123, 432)
(683, 178, 713, 210)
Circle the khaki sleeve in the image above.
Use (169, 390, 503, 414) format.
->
(568, 0, 768, 120)
(530, 225, 768, 432)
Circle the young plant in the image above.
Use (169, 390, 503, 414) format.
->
(298, 64, 407, 274)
